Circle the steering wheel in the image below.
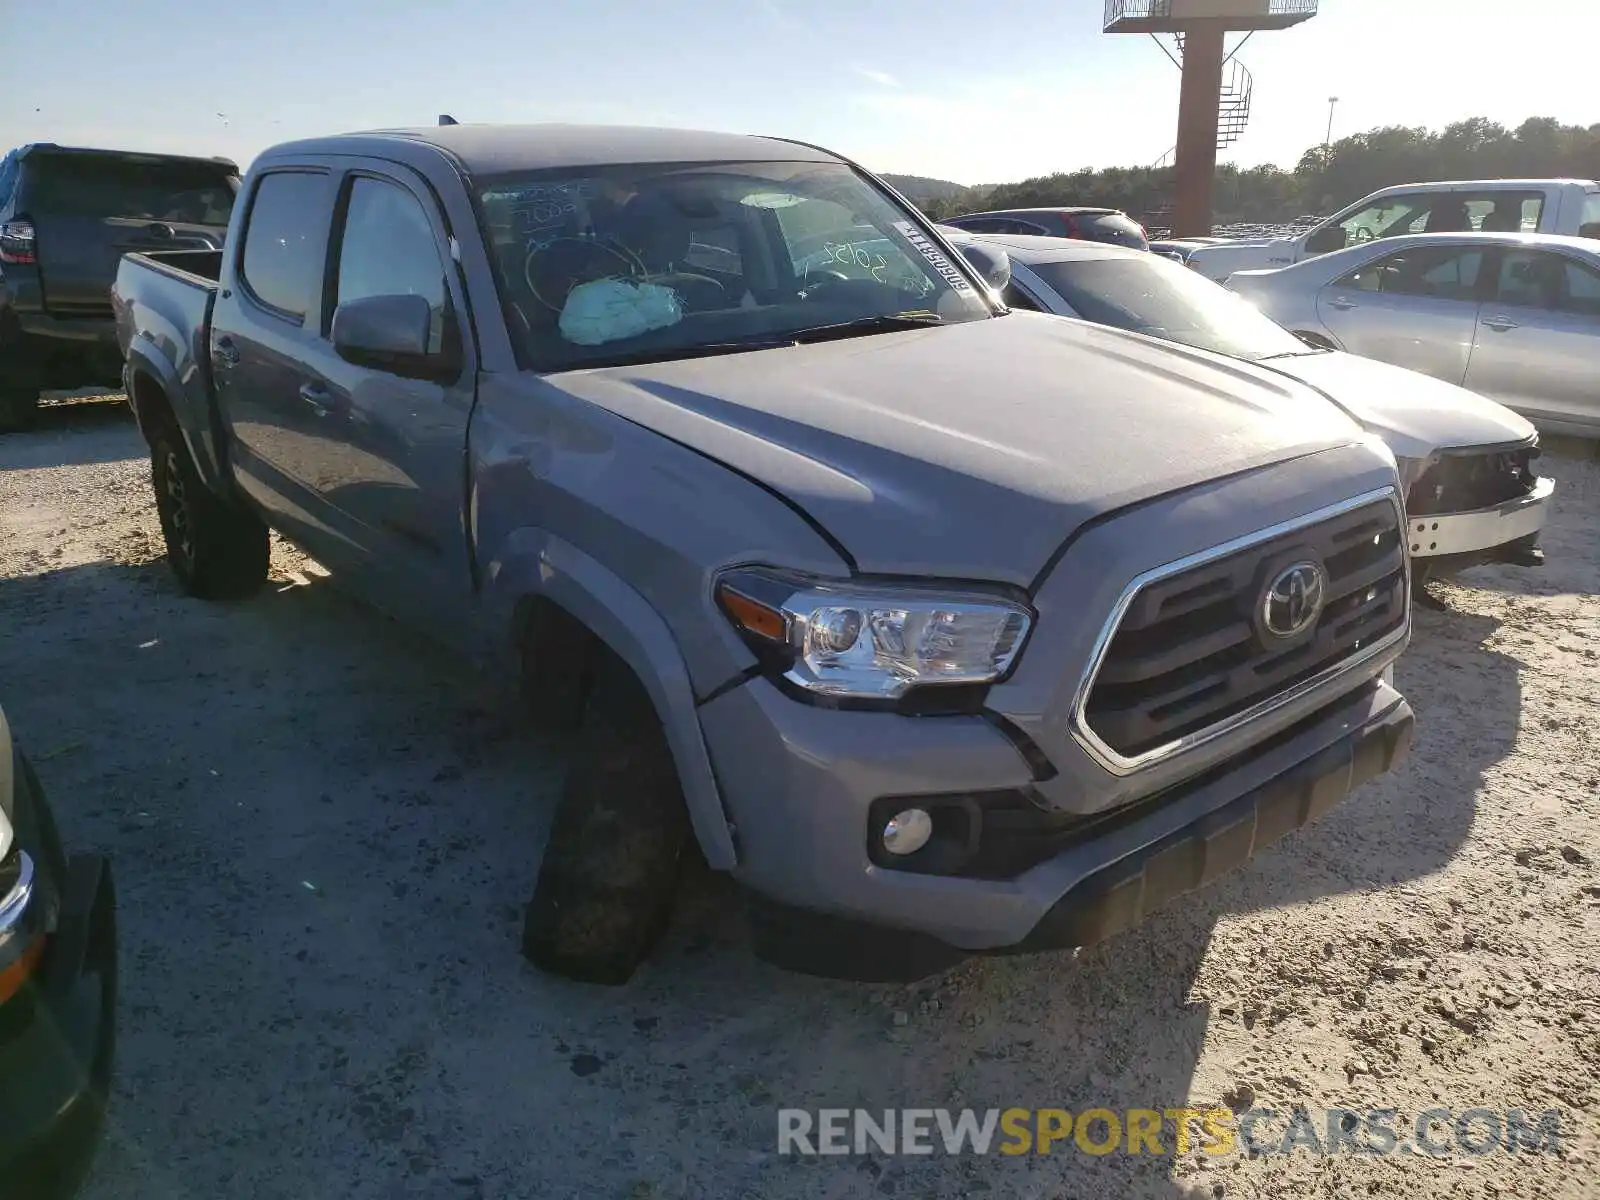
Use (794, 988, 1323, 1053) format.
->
(1352, 226, 1375, 243)
(799, 269, 854, 299)
(523, 236, 648, 313)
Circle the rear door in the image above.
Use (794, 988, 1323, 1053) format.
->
(1315, 242, 1489, 384)
(209, 166, 360, 566)
(1463, 247, 1600, 435)
(20, 152, 236, 317)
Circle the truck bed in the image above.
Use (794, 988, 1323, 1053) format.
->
(125, 247, 225, 286)
(112, 248, 225, 485)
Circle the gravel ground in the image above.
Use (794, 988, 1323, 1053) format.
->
(2, 394, 1598, 1200)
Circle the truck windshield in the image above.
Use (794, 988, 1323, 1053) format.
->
(473, 160, 994, 372)
(1030, 254, 1313, 361)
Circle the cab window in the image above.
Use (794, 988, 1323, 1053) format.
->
(1580, 191, 1600, 239)
(238, 171, 330, 321)
(332, 177, 450, 354)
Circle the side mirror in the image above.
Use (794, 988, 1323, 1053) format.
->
(954, 241, 1012, 293)
(1304, 224, 1348, 255)
(331, 293, 453, 378)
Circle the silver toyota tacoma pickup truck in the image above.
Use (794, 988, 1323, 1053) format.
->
(111, 123, 1416, 984)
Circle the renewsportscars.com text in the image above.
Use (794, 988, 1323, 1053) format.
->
(777, 1106, 1567, 1158)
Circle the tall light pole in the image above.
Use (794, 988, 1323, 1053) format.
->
(1325, 96, 1339, 151)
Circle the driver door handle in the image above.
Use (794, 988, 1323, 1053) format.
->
(1327, 297, 1359, 311)
(298, 383, 332, 417)
(1481, 315, 1520, 332)
(213, 336, 241, 367)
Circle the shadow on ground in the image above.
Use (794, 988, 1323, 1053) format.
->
(2, 394, 142, 470)
(0, 541, 1524, 1199)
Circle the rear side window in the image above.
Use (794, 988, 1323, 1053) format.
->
(240, 171, 330, 320)
(1491, 249, 1600, 316)
(1069, 212, 1147, 248)
(24, 155, 236, 224)
(1580, 191, 1600, 239)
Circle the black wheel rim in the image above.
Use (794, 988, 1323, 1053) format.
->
(160, 449, 195, 568)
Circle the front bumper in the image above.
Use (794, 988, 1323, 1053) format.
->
(0, 832, 117, 1200)
(704, 674, 1413, 981)
(1406, 475, 1555, 560)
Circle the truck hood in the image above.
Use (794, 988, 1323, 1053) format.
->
(553, 312, 1366, 585)
(1256, 350, 1537, 458)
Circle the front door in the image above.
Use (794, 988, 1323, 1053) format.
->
(1316, 242, 1488, 385)
(298, 170, 477, 628)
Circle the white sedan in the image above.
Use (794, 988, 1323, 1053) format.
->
(938, 227, 1555, 591)
(1226, 231, 1600, 439)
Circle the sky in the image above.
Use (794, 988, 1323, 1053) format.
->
(4, 0, 1598, 186)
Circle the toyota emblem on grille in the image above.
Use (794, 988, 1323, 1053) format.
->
(1261, 560, 1326, 639)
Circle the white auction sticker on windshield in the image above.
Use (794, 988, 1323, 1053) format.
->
(892, 221, 974, 293)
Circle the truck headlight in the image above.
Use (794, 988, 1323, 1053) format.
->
(714, 568, 1033, 705)
(1394, 453, 1434, 503)
(0, 813, 43, 1007)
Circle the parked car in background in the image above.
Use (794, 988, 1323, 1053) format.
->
(114, 122, 1414, 986)
(0, 143, 239, 430)
(1171, 178, 1600, 282)
(1150, 234, 1234, 262)
(940, 227, 1555, 590)
(0, 698, 117, 1199)
(1228, 231, 1600, 439)
(943, 206, 1149, 250)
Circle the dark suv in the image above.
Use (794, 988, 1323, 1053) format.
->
(0, 144, 238, 430)
(942, 206, 1150, 251)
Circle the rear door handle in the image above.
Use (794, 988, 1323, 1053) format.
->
(298, 383, 333, 417)
(213, 336, 241, 367)
(1482, 315, 1520, 331)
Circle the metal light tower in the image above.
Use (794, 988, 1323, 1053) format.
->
(1105, 1, 1320, 237)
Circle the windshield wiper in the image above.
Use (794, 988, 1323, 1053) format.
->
(564, 314, 944, 370)
(787, 313, 945, 344)
(571, 336, 801, 370)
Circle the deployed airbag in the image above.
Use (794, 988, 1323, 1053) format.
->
(559, 278, 683, 346)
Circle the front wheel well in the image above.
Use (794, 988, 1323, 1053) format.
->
(514, 594, 605, 732)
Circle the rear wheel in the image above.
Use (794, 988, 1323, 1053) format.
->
(522, 652, 691, 985)
(149, 426, 270, 599)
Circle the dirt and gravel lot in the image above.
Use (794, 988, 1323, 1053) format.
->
(2, 394, 1598, 1200)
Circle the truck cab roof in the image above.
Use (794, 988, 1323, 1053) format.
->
(259, 124, 838, 176)
(1364, 177, 1597, 194)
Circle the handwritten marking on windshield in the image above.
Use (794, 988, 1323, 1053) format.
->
(822, 241, 890, 283)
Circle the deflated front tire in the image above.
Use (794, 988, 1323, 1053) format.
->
(521, 653, 691, 985)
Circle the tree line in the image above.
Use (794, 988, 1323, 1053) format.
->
(896, 117, 1600, 230)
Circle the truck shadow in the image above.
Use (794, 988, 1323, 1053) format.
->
(0, 551, 1521, 1200)
(0, 395, 143, 470)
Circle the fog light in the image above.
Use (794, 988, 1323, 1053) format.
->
(882, 808, 933, 856)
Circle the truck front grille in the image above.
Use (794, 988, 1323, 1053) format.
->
(1081, 497, 1406, 762)
(1406, 446, 1539, 517)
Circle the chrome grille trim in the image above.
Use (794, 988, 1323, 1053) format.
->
(1069, 486, 1410, 777)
